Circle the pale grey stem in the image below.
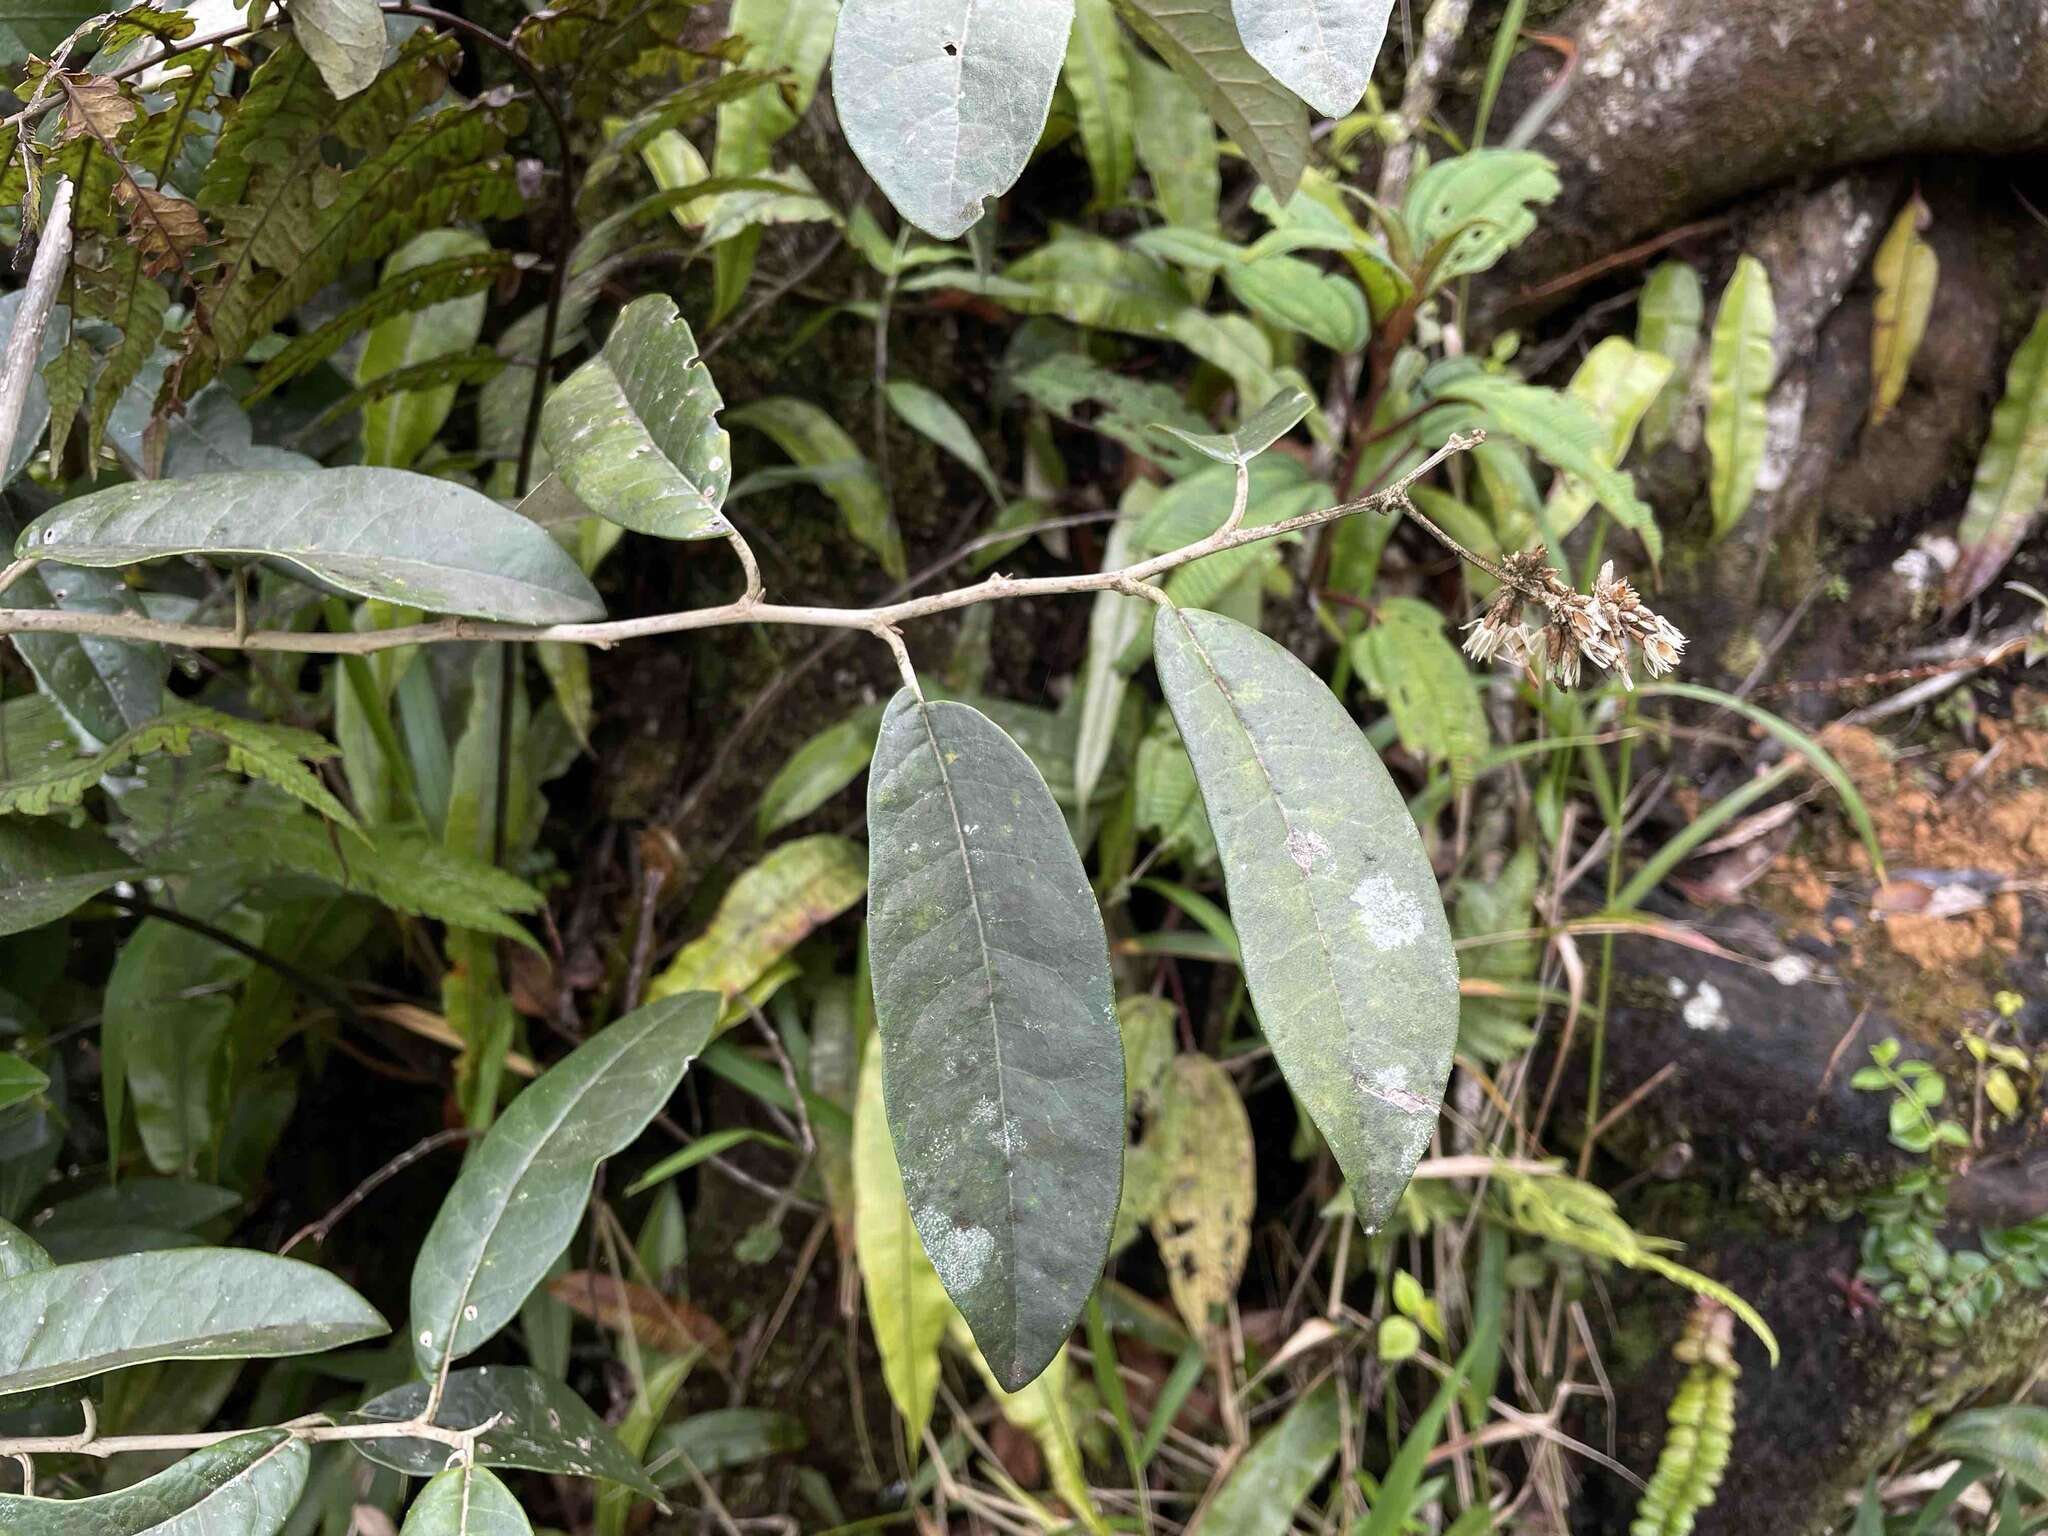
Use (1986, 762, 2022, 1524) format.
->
(0, 433, 1483, 657)
(1220, 459, 1251, 535)
(1376, 0, 1476, 204)
(0, 1407, 493, 1460)
(0, 176, 74, 479)
(873, 624, 920, 695)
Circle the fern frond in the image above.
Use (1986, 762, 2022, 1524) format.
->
(180, 35, 523, 402)
(246, 249, 522, 402)
(1631, 1302, 1740, 1536)
(0, 704, 358, 833)
(513, 0, 722, 119)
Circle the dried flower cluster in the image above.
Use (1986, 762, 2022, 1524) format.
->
(1461, 550, 1685, 689)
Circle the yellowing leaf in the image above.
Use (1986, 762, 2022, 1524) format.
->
(948, 1317, 1109, 1535)
(650, 835, 867, 1006)
(1544, 335, 1674, 540)
(1870, 192, 1939, 428)
(1150, 1053, 1254, 1335)
(852, 1043, 949, 1439)
(1705, 254, 1776, 540)
(1635, 260, 1704, 453)
(1948, 303, 2048, 608)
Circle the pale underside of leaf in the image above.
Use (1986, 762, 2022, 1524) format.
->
(1113, 0, 1307, 203)
(17, 469, 605, 625)
(0, 1431, 309, 1536)
(832, 0, 1078, 239)
(0, 1250, 387, 1395)
(540, 294, 733, 541)
(1230, 0, 1393, 118)
(1153, 606, 1457, 1230)
(865, 691, 1124, 1389)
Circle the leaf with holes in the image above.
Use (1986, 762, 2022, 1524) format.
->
(0, 1431, 310, 1536)
(1403, 149, 1560, 288)
(540, 294, 732, 541)
(16, 470, 604, 625)
(832, 0, 1075, 238)
(1151, 1053, 1254, 1334)
(866, 690, 1124, 1390)
(409, 993, 718, 1378)
(356, 1368, 658, 1496)
(1230, 0, 1393, 117)
(0, 1250, 386, 1394)
(1113, 0, 1307, 203)
(400, 1464, 531, 1536)
(1154, 607, 1456, 1229)
(1705, 253, 1776, 540)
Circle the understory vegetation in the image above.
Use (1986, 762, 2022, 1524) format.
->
(0, 0, 2044, 1533)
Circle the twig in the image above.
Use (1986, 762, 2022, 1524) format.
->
(280, 1126, 475, 1255)
(0, 176, 73, 475)
(0, 1398, 497, 1460)
(0, 433, 1483, 656)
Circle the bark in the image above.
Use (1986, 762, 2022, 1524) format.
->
(1493, 0, 2048, 293)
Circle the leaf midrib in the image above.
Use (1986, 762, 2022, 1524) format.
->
(911, 698, 1023, 1370)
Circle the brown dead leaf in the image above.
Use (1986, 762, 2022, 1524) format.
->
(57, 74, 137, 143)
(548, 1270, 731, 1363)
(112, 182, 207, 277)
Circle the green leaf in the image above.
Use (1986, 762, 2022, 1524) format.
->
(1112, 0, 1308, 203)
(1634, 260, 1704, 453)
(1150, 1053, 1254, 1333)
(1064, 0, 1135, 205)
(1705, 253, 1776, 540)
(0, 544, 166, 749)
(1153, 607, 1456, 1229)
(852, 1042, 949, 1439)
(17, 469, 604, 625)
(0, 818, 139, 937)
(1230, 0, 1391, 117)
(400, 1464, 531, 1536)
(1950, 303, 2048, 607)
(1930, 1407, 2048, 1496)
(0, 1217, 51, 1281)
(649, 835, 868, 1004)
(38, 1179, 239, 1236)
(1010, 352, 1211, 472)
(1193, 1375, 1341, 1535)
(1450, 844, 1539, 1062)
(0, 704, 356, 831)
(1130, 52, 1220, 235)
(358, 229, 492, 470)
(1134, 713, 1217, 863)
(355, 1367, 660, 1498)
(729, 397, 904, 577)
(540, 294, 733, 542)
(106, 914, 252, 1176)
(292, 0, 386, 98)
(885, 379, 1002, 501)
(1350, 596, 1489, 785)
(0, 1053, 48, 1114)
(757, 704, 888, 836)
(1433, 371, 1661, 562)
(646, 1407, 807, 1482)
(1225, 254, 1368, 351)
(1543, 336, 1675, 540)
(1870, 193, 1939, 428)
(1001, 232, 1194, 338)
(0, 1251, 386, 1394)
(410, 993, 719, 1378)
(1402, 149, 1560, 288)
(866, 691, 1124, 1390)
(831, 0, 1075, 239)
(0, 0, 102, 69)
(1074, 512, 1148, 825)
(0, 1431, 310, 1536)
(1154, 386, 1314, 465)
